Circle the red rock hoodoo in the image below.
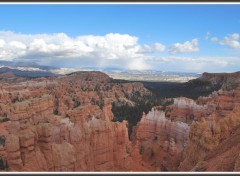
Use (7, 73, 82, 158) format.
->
(0, 71, 240, 172)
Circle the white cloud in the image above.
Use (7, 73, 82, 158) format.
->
(1, 31, 238, 72)
(137, 43, 165, 54)
(137, 44, 152, 54)
(154, 42, 165, 52)
(29, 39, 61, 53)
(168, 38, 199, 54)
(211, 37, 219, 42)
(9, 41, 26, 49)
(219, 33, 240, 49)
(0, 39, 5, 47)
(127, 58, 151, 70)
(0, 31, 158, 70)
(212, 33, 240, 49)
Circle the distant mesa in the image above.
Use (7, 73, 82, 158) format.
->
(66, 71, 111, 81)
(193, 71, 240, 90)
(201, 71, 240, 80)
(66, 70, 109, 77)
(0, 60, 58, 70)
(0, 66, 58, 78)
(0, 71, 16, 78)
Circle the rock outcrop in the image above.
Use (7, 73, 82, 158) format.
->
(0, 70, 240, 172)
(0, 71, 150, 171)
(178, 87, 240, 171)
(131, 108, 189, 171)
(130, 71, 240, 172)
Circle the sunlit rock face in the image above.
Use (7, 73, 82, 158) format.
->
(178, 86, 240, 171)
(131, 108, 190, 171)
(0, 71, 151, 171)
(0, 104, 132, 171)
(130, 72, 240, 172)
(165, 97, 207, 124)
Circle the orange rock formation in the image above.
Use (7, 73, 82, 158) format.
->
(0, 71, 240, 172)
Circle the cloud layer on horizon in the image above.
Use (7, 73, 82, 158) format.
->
(148, 56, 239, 72)
(0, 31, 168, 70)
(0, 31, 239, 72)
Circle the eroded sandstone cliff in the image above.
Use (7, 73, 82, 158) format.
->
(0, 71, 149, 171)
(0, 71, 240, 172)
(130, 71, 240, 171)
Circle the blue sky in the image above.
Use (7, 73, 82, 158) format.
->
(0, 4, 239, 73)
